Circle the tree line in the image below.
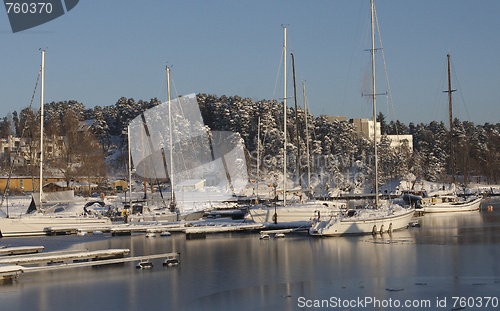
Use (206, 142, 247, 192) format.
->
(0, 94, 498, 191)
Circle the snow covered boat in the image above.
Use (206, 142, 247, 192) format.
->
(0, 51, 112, 238)
(421, 195, 482, 213)
(402, 189, 483, 213)
(0, 211, 111, 237)
(309, 0, 417, 237)
(309, 204, 415, 236)
(246, 201, 341, 229)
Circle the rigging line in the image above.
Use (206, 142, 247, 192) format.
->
(431, 60, 448, 122)
(450, 60, 471, 121)
(272, 43, 284, 102)
(0, 68, 42, 209)
(374, 4, 397, 136)
(139, 113, 168, 208)
(342, 0, 367, 109)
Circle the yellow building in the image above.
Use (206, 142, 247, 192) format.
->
(114, 180, 128, 192)
(0, 176, 67, 194)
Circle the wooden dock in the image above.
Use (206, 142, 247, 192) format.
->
(0, 246, 44, 256)
(0, 249, 180, 282)
(0, 249, 130, 265)
(44, 221, 264, 238)
(184, 223, 264, 239)
(21, 252, 181, 273)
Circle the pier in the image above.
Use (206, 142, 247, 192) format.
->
(184, 223, 264, 239)
(43, 221, 264, 239)
(0, 249, 130, 265)
(0, 246, 44, 255)
(0, 248, 180, 282)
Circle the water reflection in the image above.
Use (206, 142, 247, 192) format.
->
(0, 200, 499, 311)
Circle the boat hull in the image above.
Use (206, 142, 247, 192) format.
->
(0, 216, 111, 237)
(247, 202, 340, 228)
(309, 208, 415, 237)
(422, 197, 482, 213)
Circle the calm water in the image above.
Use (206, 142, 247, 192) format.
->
(1, 199, 500, 311)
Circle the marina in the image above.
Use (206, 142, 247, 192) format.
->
(0, 2, 499, 310)
(0, 200, 498, 310)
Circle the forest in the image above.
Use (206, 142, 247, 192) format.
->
(0, 94, 499, 192)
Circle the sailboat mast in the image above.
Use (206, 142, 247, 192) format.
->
(39, 49, 45, 210)
(370, 0, 379, 207)
(256, 110, 261, 199)
(127, 125, 133, 210)
(283, 25, 287, 207)
(166, 65, 176, 211)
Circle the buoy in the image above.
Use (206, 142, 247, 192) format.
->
(487, 205, 493, 212)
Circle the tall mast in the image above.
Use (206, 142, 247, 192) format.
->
(370, 0, 379, 207)
(256, 107, 261, 199)
(166, 65, 176, 212)
(39, 49, 45, 210)
(291, 52, 301, 188)
(444, 53, 456, 181)
(283, 25, 287, 207)
(127, 125, 133, 210)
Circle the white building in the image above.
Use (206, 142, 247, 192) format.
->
(350, 118, 413, 152)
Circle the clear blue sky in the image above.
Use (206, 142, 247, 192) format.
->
(1, 0, 499, 125)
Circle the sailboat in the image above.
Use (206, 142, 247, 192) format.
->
(246, 26, 341, 228)
(125, 66, 182, 223)
(309, 0, 414, 236)
(0, 50, 111, 237)
(128, 68, 248, 222)
(413, 54, 482, 213)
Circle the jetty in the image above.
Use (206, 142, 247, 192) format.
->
(184, 223, 264, 239)
(42, 221, 264, 239)
(0, 249, 130, 265)
(0, 246, 44, 255)
(0, 248, 180, 282)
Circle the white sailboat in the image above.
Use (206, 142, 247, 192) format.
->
(126, 66, 181, 223)
(246, 26, 341, 228)
(0, 50, 111, 237)
(309, 0, 414, 236)
(128, 69, 248, 221)
(421, 195, 482, 213)
(405, 186, 483, 213)
(418, 54, 483, 213)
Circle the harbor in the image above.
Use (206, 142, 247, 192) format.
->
(0, 199, 498, 311)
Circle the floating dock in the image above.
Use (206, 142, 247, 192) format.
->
(184, 223, 264, 239)
(0, 248, 180, 282)
(0, 249, 130, 265)
(44, 221, 264, 238)
(0, 246, 44, 256)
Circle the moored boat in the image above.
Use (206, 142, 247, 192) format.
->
(309, 203, 415, 236)
(309, 0, 415, 236)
